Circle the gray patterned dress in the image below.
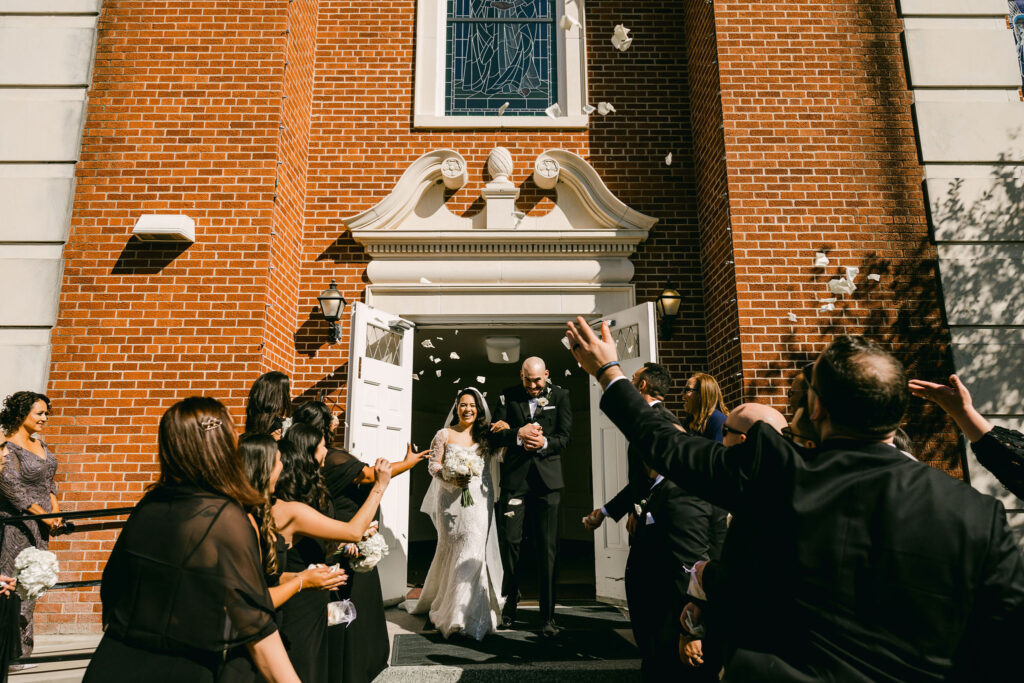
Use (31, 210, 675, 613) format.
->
(0, 440, 58, 657)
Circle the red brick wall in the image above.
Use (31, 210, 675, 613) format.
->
(40, 0, 292, 633)
(709, 0, 959, 471)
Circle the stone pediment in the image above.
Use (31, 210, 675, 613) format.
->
(346, 148, 657, 258)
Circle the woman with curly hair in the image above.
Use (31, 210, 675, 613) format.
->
(84, 397, 299, 682)
(273, 423, 393, 683)
(0, 391, 61, 665)
(683, 373, 730, 443)
(245, 371, 293, 440)
(292, 401, 429, 683)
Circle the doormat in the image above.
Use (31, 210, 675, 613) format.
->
(391, 605, 636, 667)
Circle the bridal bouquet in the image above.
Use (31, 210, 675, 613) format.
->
(442, 450, 484, 507)
(350, 531, 389, 574)
(14, 547, 59, 601)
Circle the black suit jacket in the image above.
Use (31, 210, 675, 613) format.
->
(602, 378, 1024, 682)
(604, 401, 681, 522)
(492, 383, 572, 492)
(628, 477, 714, 600)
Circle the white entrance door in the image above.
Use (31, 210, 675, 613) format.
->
(588, 302, 658, 605)
(345, 302, 415, 604)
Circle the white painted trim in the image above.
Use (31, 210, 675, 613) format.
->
(413, 0, 589, 128)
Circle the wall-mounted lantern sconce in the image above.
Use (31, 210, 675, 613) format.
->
(655, 282, 682, 341)
(317, 280, 347, 344)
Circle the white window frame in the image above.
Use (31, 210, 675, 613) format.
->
(414, 0, 589, 128)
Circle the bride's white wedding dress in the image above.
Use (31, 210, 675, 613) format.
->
(403, 428, 504, 640)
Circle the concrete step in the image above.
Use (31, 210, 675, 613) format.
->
(10, 634, 98, 683)
(375, 660, 641, 682)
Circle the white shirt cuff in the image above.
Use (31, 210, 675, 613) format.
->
(604, 375, 629, 391)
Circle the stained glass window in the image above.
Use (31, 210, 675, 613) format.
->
(445, 0, 557, 116)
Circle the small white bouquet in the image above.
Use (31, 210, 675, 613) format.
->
(441, 450, 484, 507)
(350, 531, 389, 574)
(14, 547, 59, 601)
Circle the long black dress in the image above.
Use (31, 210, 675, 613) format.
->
(219, 533, 289, 683)
(279, 534, 330, 683)
(83, 486, 277, 683)
(323, 449, 390, 683)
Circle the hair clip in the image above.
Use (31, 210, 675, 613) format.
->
(201, 416, 223, 432)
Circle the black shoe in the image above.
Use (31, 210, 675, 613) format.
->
(501, 602, 517, 628)
(541, 619, 560, 637)
(423, 617, 436, 632)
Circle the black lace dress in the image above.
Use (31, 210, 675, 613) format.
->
(280, 533, 330, 683)
(323, 448, 390, 683)
(83, 486, 277, 683)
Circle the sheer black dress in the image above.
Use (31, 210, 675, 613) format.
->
(280, 533, 330, 683)
(323, 449, 390, 683)
(219, 532, 288, 683)
(83, 486, 277, 683)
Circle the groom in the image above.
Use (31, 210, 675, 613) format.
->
(491, 356, 572, 636)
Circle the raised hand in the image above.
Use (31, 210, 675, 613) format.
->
(405, 443, 431, 463)
(374, 458, 393, 487)
(909, 374, 992, 442)
(565, 317, 621, 384)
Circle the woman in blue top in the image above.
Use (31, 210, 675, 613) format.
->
(684, 373, 730, 443)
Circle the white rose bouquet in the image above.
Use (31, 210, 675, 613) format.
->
(441, 449, 484, 507)
(14, 547, 59, 601)
(350, 531, 389, 574)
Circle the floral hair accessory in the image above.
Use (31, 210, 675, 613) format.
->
(201, 416, 223, 432)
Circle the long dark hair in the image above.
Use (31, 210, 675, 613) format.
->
(245, 371, 292, 435)
(448, 388, 490, 457)
(276, 423, 330, 513)
(291, 401, 334, 448)
(238, 432, 279, 575)
(153, 396, 263, 507)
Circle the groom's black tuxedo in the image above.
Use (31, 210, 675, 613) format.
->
(491, 383, 573, 492)
(492, 382, 572, 625)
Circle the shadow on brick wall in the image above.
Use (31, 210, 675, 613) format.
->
(111, 237, 191, 275)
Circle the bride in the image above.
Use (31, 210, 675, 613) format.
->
(404, 387, 505, 640)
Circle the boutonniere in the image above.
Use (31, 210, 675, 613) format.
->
(536, 396, 549, 407)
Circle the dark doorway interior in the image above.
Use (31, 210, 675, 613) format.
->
(407, 325, 595, 602)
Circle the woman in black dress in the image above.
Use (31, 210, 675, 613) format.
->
(245, 371, 293, 440)
(83, 397, 299, 683)
(291, 401, 429, 683)
(273, 424, 393, 683)
(221, 434, 348, 683)
(1, 441, 21, 683)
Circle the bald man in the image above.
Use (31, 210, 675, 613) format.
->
(491, 356, 573, 635)
(720, 403, 789, 448)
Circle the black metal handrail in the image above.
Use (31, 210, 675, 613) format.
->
(3, 505, 135, 667)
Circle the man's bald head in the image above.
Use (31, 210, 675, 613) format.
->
(730, 403, 788, 435)
(520, 356, 549, 397)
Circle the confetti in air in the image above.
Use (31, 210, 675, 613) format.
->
(501, 351, 509, 361)
(582, 104, 596, 114)
(420, 277, 432, 284)
(813, 252, 829, 267)
(597, 102, 616, 116)
(828, 278, 856, 295)
(561, 337, 571, 350)
(867, 273, 881, 282)
(611, 24, 632, 51)
(436, 370, 442, 377)
(433, 357, 441, 364)
(449, 352, 460, 360)
(559, 15, 580, 31)
(665, 153, 673, 166)
(453, 378, 461, 384)
(845, 266, 860, 281)
(412, 374, 419, 381)
(545, 103, 562, 119)
(497, 101, 510, 116)
(787, 312, 798, 323)
(565, 369, 572, 376)
(421, 339, 435, 349)
(476, 376, 486, 384)
(820, 303, 836, 312)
